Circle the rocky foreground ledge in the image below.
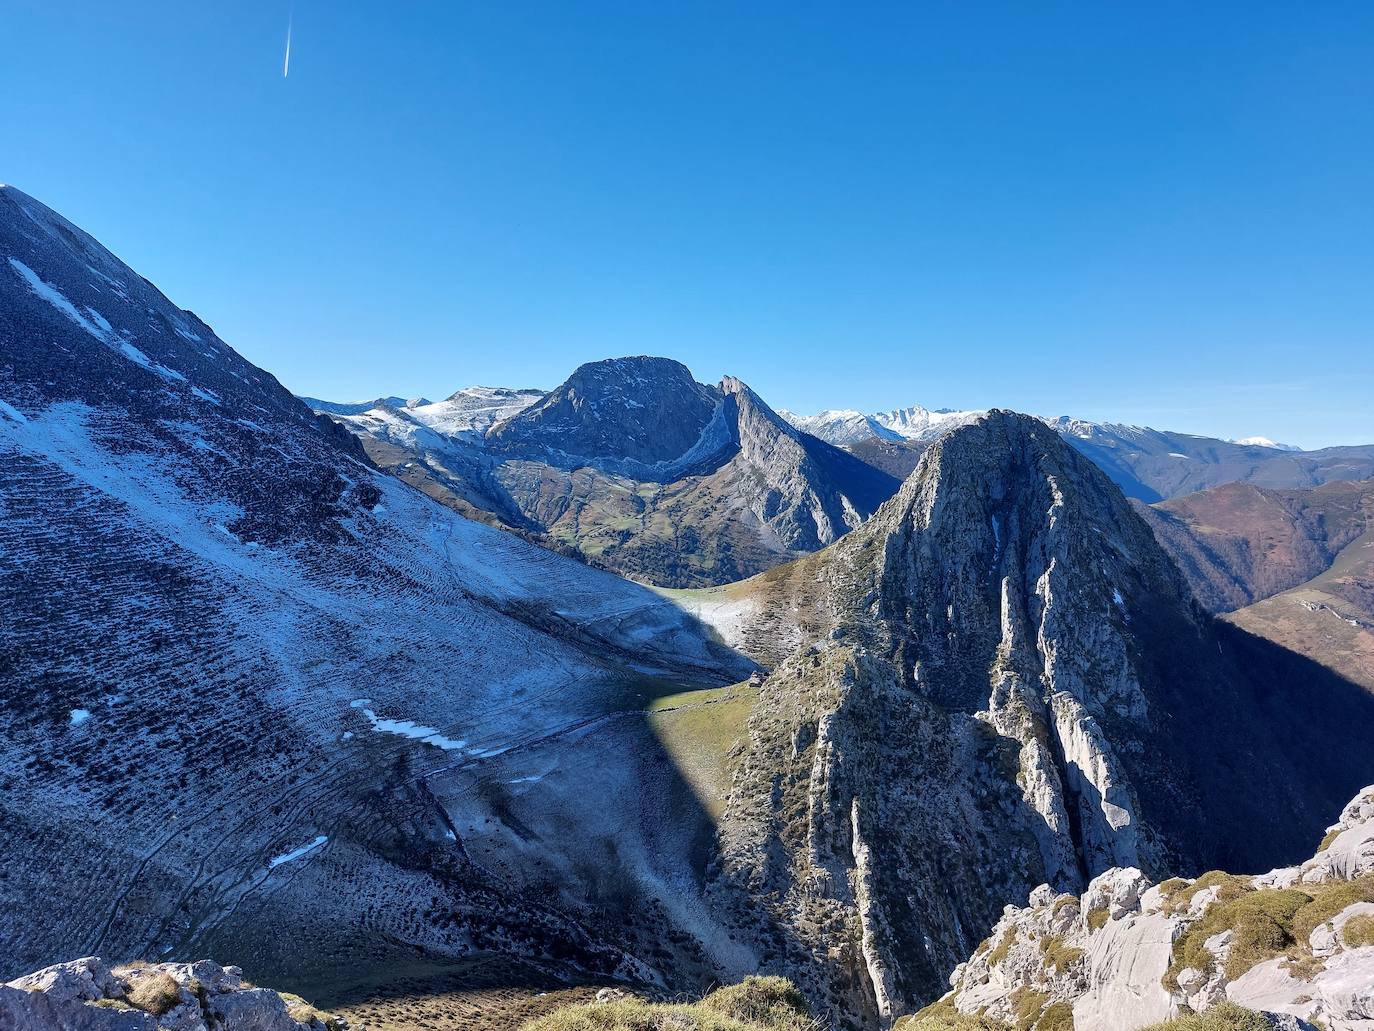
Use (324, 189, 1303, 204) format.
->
(923, 785, 1374, 1030)
(1, 957, 343, 1031)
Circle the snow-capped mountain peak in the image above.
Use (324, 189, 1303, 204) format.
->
(1233, 435, 1303, 452)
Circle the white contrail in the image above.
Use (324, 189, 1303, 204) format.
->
(283, 9, 292, 78)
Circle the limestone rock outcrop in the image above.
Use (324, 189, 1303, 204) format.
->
(933, 785, 1374, 1030)
(2, 957, 341, 1031)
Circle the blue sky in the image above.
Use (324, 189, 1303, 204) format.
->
(3, 2, 1372, 447)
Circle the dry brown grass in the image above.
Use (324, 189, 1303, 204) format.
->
(987, 929, 1015, 967)
(1343, 912, 1374, 947)
(124, 971, 182, 1016)
(1039, 936, 1083, 973)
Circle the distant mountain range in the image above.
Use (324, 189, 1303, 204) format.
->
(308, 380, 1374, 587)
(781, 406, 1374, 502)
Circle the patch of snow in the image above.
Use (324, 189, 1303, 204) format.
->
(7, 258, 190, 384)
(119, 341, 187, 382)
(191, 386, 221, 405)
(0, 399, 28, 423)
(9, 257, 113, 343)
(69, 708, 91, 726)
(1167, 452, 1189, 459)
(360, 706, 467, 751)
(268, 835, 328, 868)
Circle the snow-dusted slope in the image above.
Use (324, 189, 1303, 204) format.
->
(409, 385, 546, 439)
(309, 387, 545, 449)
(298, 394, 430, 416)
(0, 185, 751, 989)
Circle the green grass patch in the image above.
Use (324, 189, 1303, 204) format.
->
(1138, 1002, 1271, 1031)
(1011, 989, 1048, 1030)
(897, 996, 1010, 1030)
(1051, 896, 1079, 916)
(1035, 1002, 1074, 1031)
(1165, 887, 1308, 988)
(1161, 872, 1250, 915)
(645, 682, 758, 819)
(1164, 874, 1374, 990)
(522, 976, 814, 1031)
(1291, 874, 1374, 942)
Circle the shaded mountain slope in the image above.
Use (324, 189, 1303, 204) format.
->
(0, 186, 755, 1000)
(1225, 524, 1374, 694)
(693, 413, 1374, 1026)
(1134, 479, 1374, 613)
(1131, 479, 1374, 692)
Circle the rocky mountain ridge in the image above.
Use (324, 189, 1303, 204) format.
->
(695, 412, 1374, 1027)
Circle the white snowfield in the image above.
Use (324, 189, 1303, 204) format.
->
(328, 385, 545, 447)
(780, 405, 983, 445)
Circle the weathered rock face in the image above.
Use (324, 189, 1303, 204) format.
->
(487, 356, 725, 476)
(708, 413, 1374, 1027)
(2, 957, 340, 1031)
(933, 785, 1374, 1031)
